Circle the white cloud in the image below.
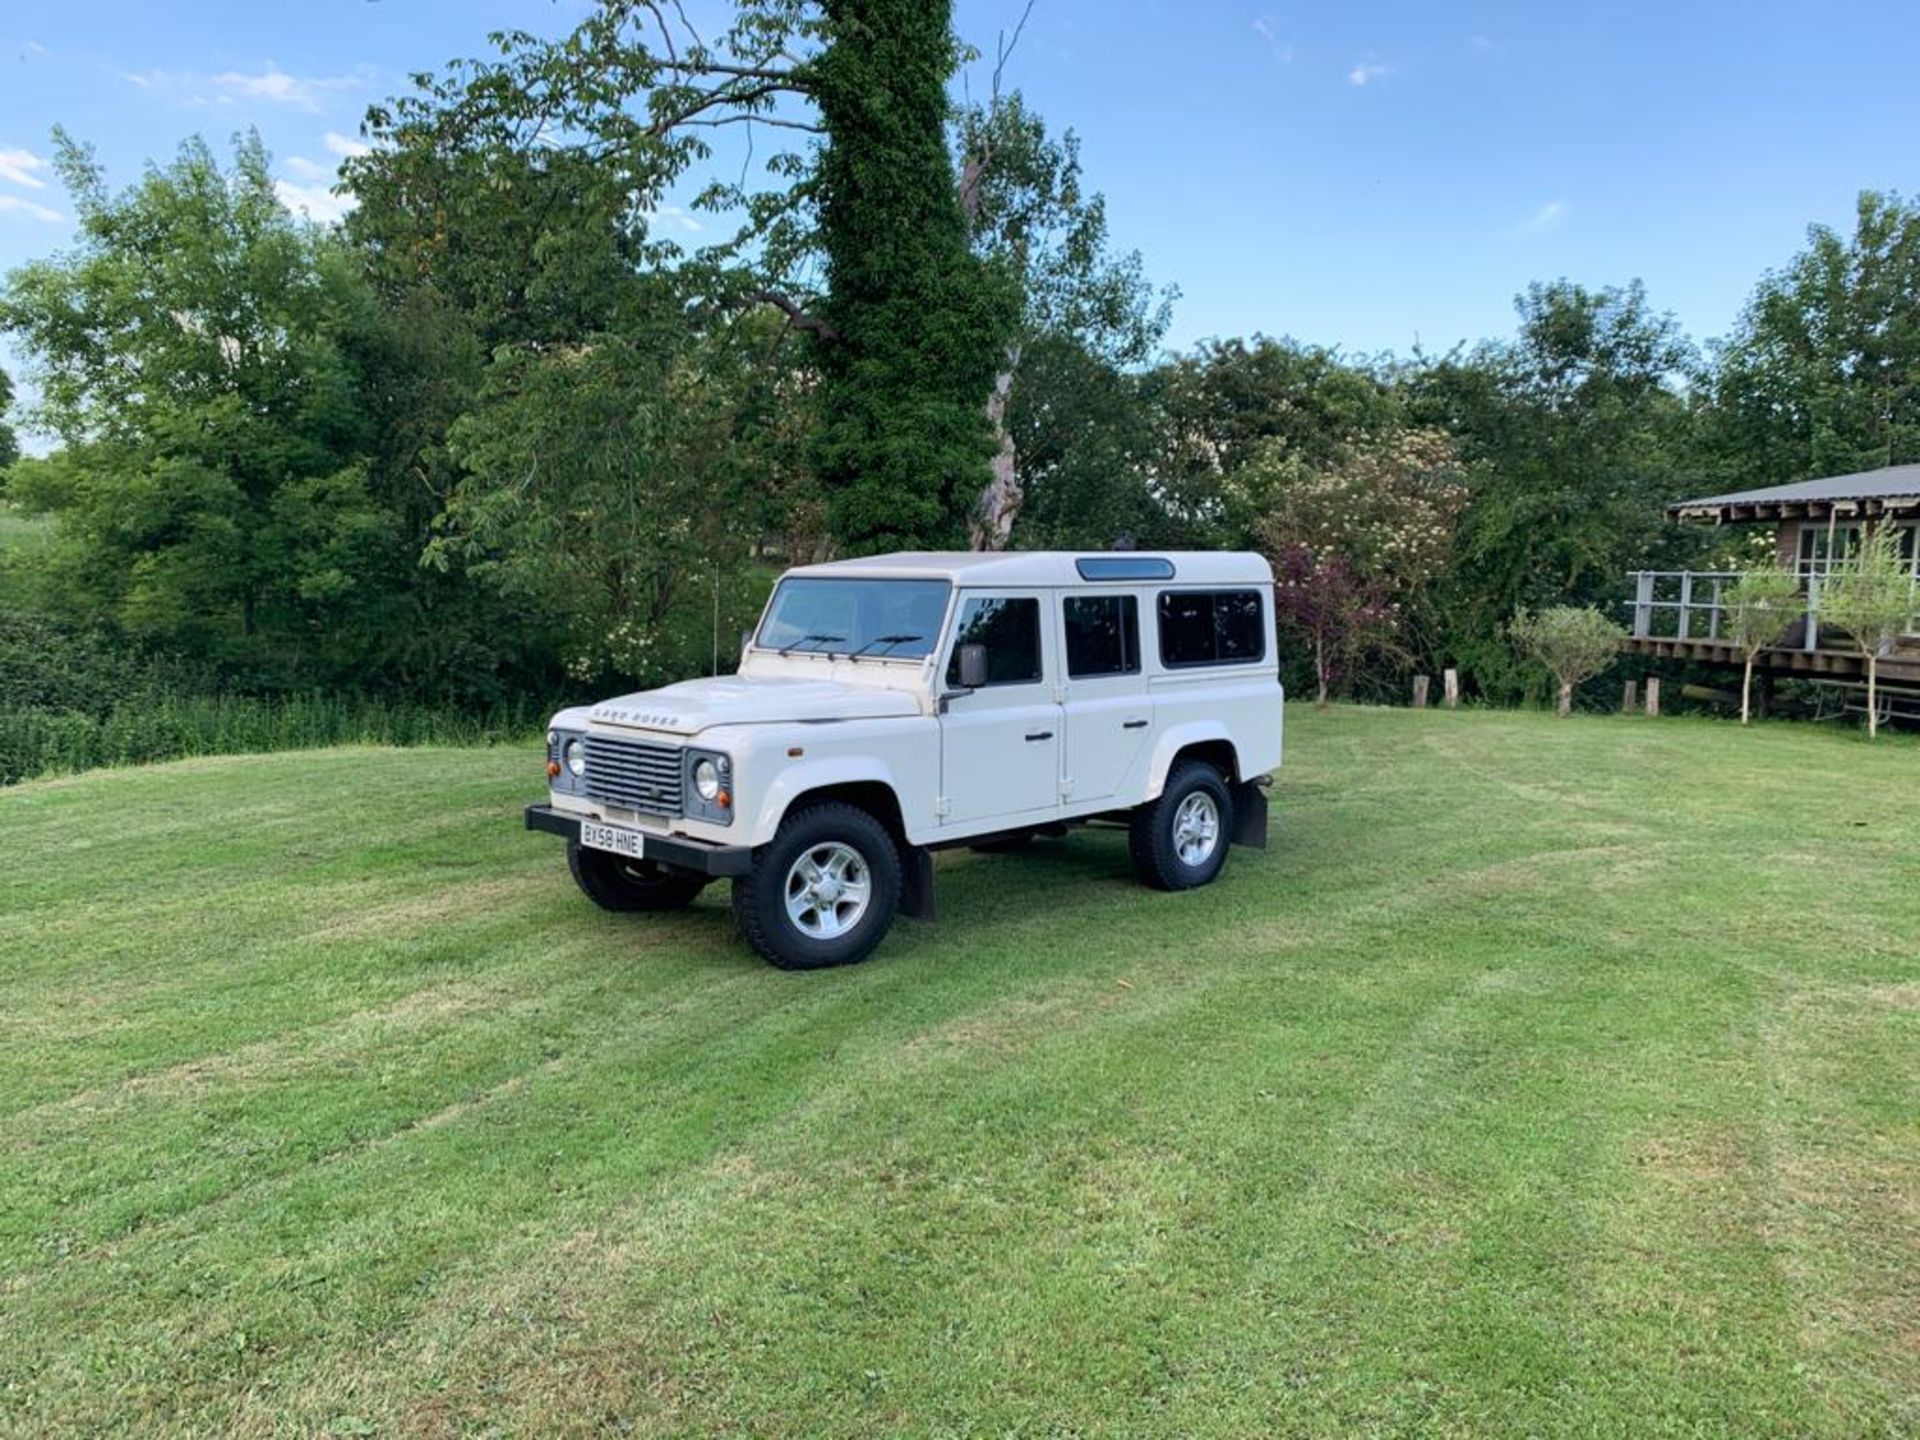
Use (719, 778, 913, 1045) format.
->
(323, 131, 371, 160)
(1516, 199, 1566, 234)
(284, 154, 331, 182)
(653, 204, 702, 234)
(1347, 60, 1391, 86)
(211, 65, 359, 111)
(0, 193, 63, 223)
(126, 64, 365, 113)
(0, 147, 50, 189)
(273, 178, 353, 225)
(1251, 15, 1294, 64)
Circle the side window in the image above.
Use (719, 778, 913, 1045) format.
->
(946, 596, 1043, 686)
(1157, 589, 1267, 667)
(1064, 595, 1140, 678)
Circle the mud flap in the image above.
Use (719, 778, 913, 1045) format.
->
(1231, 781, 1270, 849)
(899, 845, 937, 920)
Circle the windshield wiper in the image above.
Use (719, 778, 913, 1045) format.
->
(846, 632, 924, 661)
(777, 632, 845, 657)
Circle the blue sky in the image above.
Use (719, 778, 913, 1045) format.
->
(2, 0, 1917, 413)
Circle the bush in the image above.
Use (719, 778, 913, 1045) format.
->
(1511, 606, 1623, 716)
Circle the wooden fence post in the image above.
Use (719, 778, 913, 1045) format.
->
(1412, 675, 1430, 709)
(1645, 677, 1661, 717)
(1443, 668, 1459, 709)
(1623, 679, 1638, 713)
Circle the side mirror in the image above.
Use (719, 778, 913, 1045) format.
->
(740, 629, 755, 656)
(957, 643, 989, 690)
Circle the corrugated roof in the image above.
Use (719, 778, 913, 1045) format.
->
(1673, 463, 1920, 512)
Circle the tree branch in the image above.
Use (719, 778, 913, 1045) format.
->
(744, 289, 840, 342)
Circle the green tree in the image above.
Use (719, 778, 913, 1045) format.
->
(1819, 522, 1918, 739)
(1722, 565, 1801, 725)
(0, 364, 18, 473)
(1408, 281, 1703, 699)
(1511, 605, 1623, 717)
(1147, 338, 1403, 546)
(352, 0, 1013, 557)
(1709, 191, 1920, 484)
(0, 132, 398, 684)
(809, 0, 1017, 550)
(955, 91, 1172, 547)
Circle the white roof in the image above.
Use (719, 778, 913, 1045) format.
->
(785, 550, 1273, 586)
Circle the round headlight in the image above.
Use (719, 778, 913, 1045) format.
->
(693, 757, 721, 801)
(546, 729, 558, 748)
(564, 738, 586, 776)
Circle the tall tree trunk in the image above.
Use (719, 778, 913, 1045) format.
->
(1866, 654, 1880, 739)
(969, 343, 1022, 550)
(1557, 679, 1573, 717)
(1315, 634, 1329, 708)
(1741, 654, 1755, 725)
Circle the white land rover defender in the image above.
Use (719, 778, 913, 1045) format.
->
(526, 551, 1283, 969)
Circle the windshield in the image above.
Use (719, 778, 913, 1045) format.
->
(755, 578, 950, 660)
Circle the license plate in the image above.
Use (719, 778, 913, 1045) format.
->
(580, 819, 645, 860)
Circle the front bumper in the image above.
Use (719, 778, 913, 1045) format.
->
(524, 804, 755, 877)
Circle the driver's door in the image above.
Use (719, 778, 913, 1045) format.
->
(938, 591, 1063, 828)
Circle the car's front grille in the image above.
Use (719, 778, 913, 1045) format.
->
(583, 734, 684, 817)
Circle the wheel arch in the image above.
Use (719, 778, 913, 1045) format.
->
(1144, 725, 1241, 800)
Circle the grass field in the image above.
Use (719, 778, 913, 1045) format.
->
(2, 706, 1915, 1437)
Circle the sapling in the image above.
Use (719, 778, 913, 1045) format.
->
(1723, 565, 1801, 725)
(1511, 605, 1623, 717)
(1819, 522, 1918, 739)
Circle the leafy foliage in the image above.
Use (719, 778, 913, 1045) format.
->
(810, 0, 1018, 550)
(1270, 544, 1394, 707)
(1511, 605, 1624, 715)
(1819, 522, 1918, 737)
(1723, 565, 1801, 723)
(0, 363, 17, 473)
(1709, 191, 1920, 482)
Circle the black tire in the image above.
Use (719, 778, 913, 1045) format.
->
(567, 841, 710, 912)
(731, 803, 902, 970)
(1129, 760, 1235, 892)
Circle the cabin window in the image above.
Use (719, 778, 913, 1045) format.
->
(1157, 589, 1266, 668)
(946, 596, 1043, 687)
(1064, 595, 1141, 678)
(1796, 523, 1860, 578)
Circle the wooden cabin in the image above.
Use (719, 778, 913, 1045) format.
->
(1622, 464, 1920, 710)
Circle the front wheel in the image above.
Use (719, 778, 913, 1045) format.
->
(732, 803, 902, 970)
(568, 841, 710, 912)
(1129, 760, 1234, 891)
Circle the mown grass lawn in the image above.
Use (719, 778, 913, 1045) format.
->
(2, 706, 1915, 1437)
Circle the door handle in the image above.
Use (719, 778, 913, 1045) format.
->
(1025, 730, 1054, 742)
(1122, 719, 1149, 729)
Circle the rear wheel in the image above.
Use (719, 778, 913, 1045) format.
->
(568, 841, 709, 912)
(732, 803, 902, 970)
(1129, 760, 1234, 891)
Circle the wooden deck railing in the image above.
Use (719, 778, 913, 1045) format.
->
(1625, 571, 1826, 652)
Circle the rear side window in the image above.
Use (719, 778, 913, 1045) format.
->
(946, 596, 1043, 686)
(1064, 595, 1140, 678)
(1157, 589, 1266, 667)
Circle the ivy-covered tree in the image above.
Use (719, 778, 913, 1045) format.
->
(351, 0, 1014, 556)
(809, 0, 1017, 550)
